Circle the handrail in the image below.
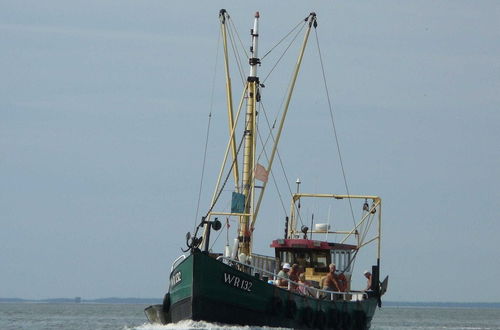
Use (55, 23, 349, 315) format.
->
(170, 254, 186, 272)
(216, 256, 367, 301)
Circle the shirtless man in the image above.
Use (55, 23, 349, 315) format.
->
(323, 263, 342, 292)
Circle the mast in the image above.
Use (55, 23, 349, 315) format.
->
(239, 11, 260, 256)
(219, 9, 240, 192)
(251, 13, 317, 228)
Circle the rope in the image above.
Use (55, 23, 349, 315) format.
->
(314, 28, 357, 229)
(255, 111, 288, 217)
(201, 14, 252, 248)
(262, 21, 306, 84)
(209, 222, 225, 251)
(204, 127, 246, 219)
(258, 101, 304, 228)
(360, 210, 376, 246)
(193, 113, 213, 231)
(227, 18, 248, 85)
(192, 31, 221, 231)
(203, 112, 250, 248)
(228, 17, 249, 59)
(261, 18, 306, 60)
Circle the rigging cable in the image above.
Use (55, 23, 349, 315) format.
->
(349, 206, 378, 272)
(201, 113, 250, 248)
(250, 19, 311, 229)
(262, 21, 306, 84)
(190, 130, 245, 250)
(203, 123, 246, 219)
(192, 30, 220, 232)
(360, 210, 376, 246)
(203, 15, 251, 221)
(228, 16, 249, 59)
(258, 101, 304, 228)
(227, 17, 248, 86)
(255, 106, 288, 217)
(203, 14, 314, 240)
(193, 112, 213, 232)
(261, 17, 306, 60)
(209, 221, 226, 251)
(314, 28, 357, 229)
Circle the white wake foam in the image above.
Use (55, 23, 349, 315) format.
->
(130, 320, 290, 330)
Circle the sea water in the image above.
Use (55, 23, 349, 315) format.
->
(1, 303, 499, 329)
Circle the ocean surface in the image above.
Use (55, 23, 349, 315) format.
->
(1, 302, 499, 330)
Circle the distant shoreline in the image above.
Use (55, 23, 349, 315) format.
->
(384, 301, 500, 309)
(1, 298, 499, 308)
(0, 297, 162, 305)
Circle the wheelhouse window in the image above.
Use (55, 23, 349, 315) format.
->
(294, 251, 311, 269)
(276, 249, 331, 272)
(310, 250, 330, 272)
(331, 250, 353, 273)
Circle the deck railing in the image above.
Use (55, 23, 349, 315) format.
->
(250, 252, 277, 275)
(216, 256, 368, 301)
(170, 254, 186, 272)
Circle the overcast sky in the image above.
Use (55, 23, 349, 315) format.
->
(1, 1, 499, 303)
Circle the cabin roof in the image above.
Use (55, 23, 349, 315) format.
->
(270, 239, 356, 251)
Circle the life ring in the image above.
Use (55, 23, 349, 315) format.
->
(300, 307, 313, 327)
(162, 293, 170, 313)
(314, 310, 326, 330)
(285, 300, 297, 319)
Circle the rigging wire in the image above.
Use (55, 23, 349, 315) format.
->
(203, 102, 252, 248)
(228, 16, 249, 59)
(261, 18, 306, 61)
(255, 108, 288, 217)
(258, 101, 304, 228)
(227, 17, 248, 85)
(262, 21, 306, 84)
(207, 16, 309, 243)
(221, 15, 308, 228)
(348, 208, 378, 274)
(194, 16, 248, 229)
(209, 222, 225, 251)
(264, 31, 305, 157)
(314, 28, 357, 229)
(193, 113, 213, 231)
(203, 122, 246, 219)
(360, 211, 376, 246)
(193, 31, 220, 231)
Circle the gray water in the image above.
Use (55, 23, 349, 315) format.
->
(1, 303, 499, 329)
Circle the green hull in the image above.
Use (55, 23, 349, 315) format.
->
(146, 252, 377, 329)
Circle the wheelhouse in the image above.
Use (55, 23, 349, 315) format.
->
(271, 238, 357, 287)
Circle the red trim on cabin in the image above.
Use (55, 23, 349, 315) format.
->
(270, 239, 356, 251)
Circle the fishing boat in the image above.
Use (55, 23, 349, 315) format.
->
(145, 10, 388, 329)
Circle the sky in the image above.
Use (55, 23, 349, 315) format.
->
(1, 1, 499, 303)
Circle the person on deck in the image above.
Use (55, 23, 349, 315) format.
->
(297, 273, 313, 296)
(337, 272, 348, 292)
(277, 263, 291, 287)
(323, 263, 343, 298)
(364, 270, 372, 291)
(288, 264, 300, 290)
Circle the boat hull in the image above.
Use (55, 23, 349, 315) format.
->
(146, 252, 378, 329)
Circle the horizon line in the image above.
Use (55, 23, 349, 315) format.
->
(1, 297, 499, 306)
